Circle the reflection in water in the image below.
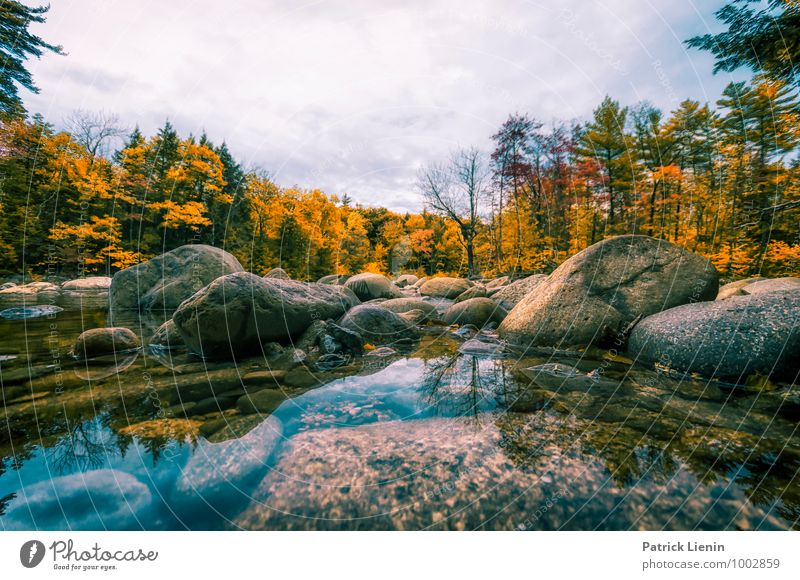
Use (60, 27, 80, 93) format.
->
(0, 306, 798, 530)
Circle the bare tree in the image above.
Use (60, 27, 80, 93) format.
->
(65, 109, 127, 160)
(417, 147, 487, 276)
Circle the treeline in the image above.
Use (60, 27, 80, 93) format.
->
(474, 77, 800, 278)
(0, 114, 465, 278)
(1, 76, 800, 280)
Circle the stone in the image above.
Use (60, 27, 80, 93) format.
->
(344, 272, 402, 301)
(716, 277, 767, 300)
(490, 274, 547, 309)
(172, 272, 359, 358)
(628, 290, 800, 381)
(419, 277, 472, 298)
(149, 319, 184, 348)
(412, 277, 427, 288)
(61, 276, 112, 291)
(0, 281, 61, 303)
(486, 276, 510, 289)
(174, 415, 282, 506)
(741, 277, 800, 296)
(0, 305, 63, 320)
(378, 297, 439, 321)
(73, 327, 140, 359)
(318, 274, 351, 285)
(109, 244, 244, 314)
(457, 338, 506, 357)
(237, 389, 289, 414)
(264, 267, 290, 280)
(443, 297, 507, 328)
(338, 304, 419, 345)
(242, 370, 287, 384)
(395, 274, 419, 287)
(454, 285, 487, 303)
(397, 309, 427, 325)
(499, 235, 718, 349)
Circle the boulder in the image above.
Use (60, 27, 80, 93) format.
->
(419, 277, 472, 299)
(486, 276, 510, 289)
(109, 244, 244, 314)
(61, 276, 112, 291)
(73, 327, 140, 359)
(172, 272, 359, 358)
(264, 267, 290, 280)
(716, 277, 766, 300)
(741, 277, 800, 296)
(454, 285, 487, 303)
(628, 290, 800, 381)
(412, 277, 427, 288)
(344, 272, 402, 301)
(338, 304, 419, 345)
(499, 236, 718, 349)
(0, 281, 61, 302)
(443, 297, 507, 328)
(149, 319, 184, 348)
(395, 274, 419, 288)
(318, 274, 350, 285)
(377, 297, 439, 321)
(490, 274, 546, 309)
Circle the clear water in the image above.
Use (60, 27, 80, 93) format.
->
(1, 301, 798, 530)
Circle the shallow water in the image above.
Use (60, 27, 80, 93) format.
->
(0, 300, 798, 530)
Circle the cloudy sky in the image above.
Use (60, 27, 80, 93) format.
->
(24, 0, 741, 212)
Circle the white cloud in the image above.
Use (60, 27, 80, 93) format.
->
(24, 0, 737, 212)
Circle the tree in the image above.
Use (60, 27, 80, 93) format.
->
(687, 1, 800, 86)
(575, 96, 636, 228)
(490, 114, 541, 270)
(418, 147, 487, 276)
(0, 2, 63, 115)
(65, 110, 126, 160)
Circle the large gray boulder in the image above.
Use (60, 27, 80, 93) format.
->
(172, 272, 359, 358)
(344, 272, 402, 301)
(377, 297, 439, 321)
(443, 297, 507, 328)
(338, 304, 419, 345)
(628, 290, 800, 381)
(264, 267, 290, 280)
(490, 274, 546, 310)
(419, 277, 472, 298)
(454, 285, 487, 303)
(109, 245, 243, 314)
(499, 235, 719, 349)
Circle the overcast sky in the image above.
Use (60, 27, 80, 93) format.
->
(24, 0, 741, 212)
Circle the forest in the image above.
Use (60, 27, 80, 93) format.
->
(1, 73, 799, 282)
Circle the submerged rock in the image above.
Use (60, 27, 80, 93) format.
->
(110, 244, 243, 314)
(0, 304, 63, 320)
(628, 290, 800, 381)
(172, 272, 359, 358)
(457, 337, 507, 357)
(500, 235, 718, 349)
(73, 327, 140, 359)
(175, 415, 282, 505)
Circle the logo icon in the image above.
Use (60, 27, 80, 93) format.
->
(20, 540, 46, 568)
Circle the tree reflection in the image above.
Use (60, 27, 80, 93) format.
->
(47, 414, 119, 474)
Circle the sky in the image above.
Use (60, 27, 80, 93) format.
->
(23, 0, 743, 212)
